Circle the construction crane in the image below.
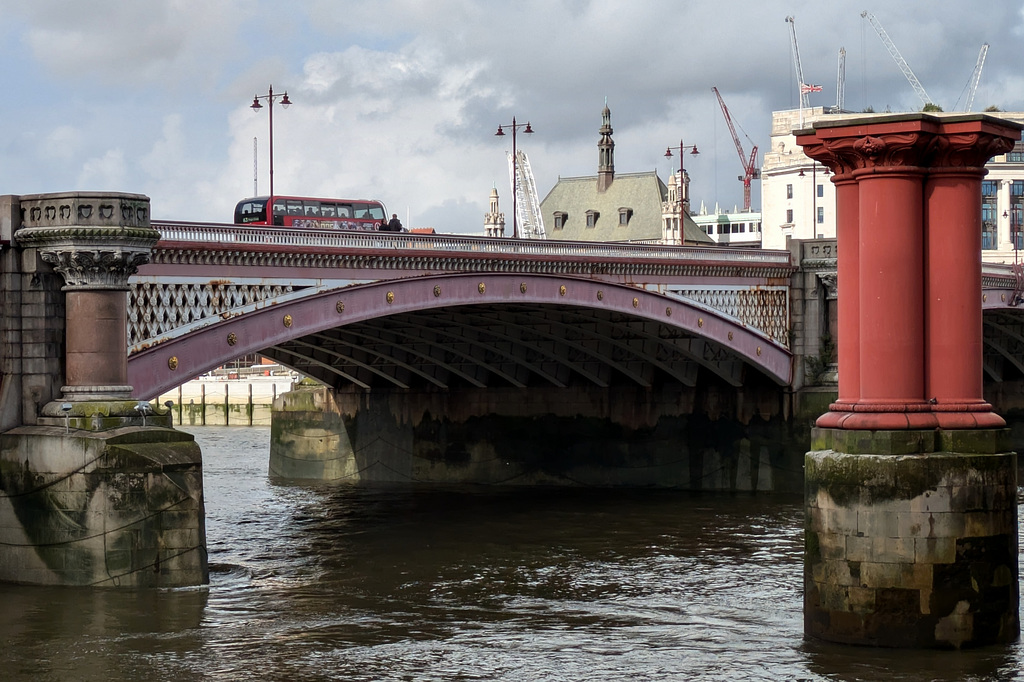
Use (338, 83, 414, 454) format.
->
(508, 149, 545, 239)
(861, 11, 934, 108)
(712, 87, 759, 213)
(785, 16, 810, 110)
(964, 43, 989, 112)
(835, 47, 846, 112)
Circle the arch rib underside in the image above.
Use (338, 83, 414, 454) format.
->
(259, 302, 762, 392)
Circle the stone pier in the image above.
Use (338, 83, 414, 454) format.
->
(0, 193, 207, 587)
(797, 114, 1022, 648)
(269, 381, 806, 491)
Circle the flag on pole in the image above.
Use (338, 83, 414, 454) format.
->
(801, 83, 823, 94)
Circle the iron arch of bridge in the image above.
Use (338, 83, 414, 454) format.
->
(127, 273, 792, 399)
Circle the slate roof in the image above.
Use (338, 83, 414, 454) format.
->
(540, 171, 712, 244)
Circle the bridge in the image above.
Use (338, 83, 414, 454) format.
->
(126, 221, 797, 399)
(123, 221, 1024, 400)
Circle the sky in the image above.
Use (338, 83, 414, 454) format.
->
(1, 0, 1022, 233)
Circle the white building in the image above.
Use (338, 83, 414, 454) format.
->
(760, 107, 1024, 262)
(761, 107, 842, 250)
(690, 202, 762, 247)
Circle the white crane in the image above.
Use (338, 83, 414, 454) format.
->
(964, 43, 989, 112)
(861, 11, 934, 108)
(835, 47, 846, 113)
(785, 16, 810, 110)
(508, 149, 546, 239)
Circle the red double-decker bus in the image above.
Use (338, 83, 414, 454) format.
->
(233, 195, 389, 230)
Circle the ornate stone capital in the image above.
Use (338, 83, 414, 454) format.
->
(14, 192, 159, 290)
(798, 114, 1023, 178)
(816, 271, 838, 299)
(927, 131, 1016, 169)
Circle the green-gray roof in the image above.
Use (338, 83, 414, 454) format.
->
(540, 171, 712, 244)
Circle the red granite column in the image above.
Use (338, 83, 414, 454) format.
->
(799, 125, 937, 429)
(832, 175, 859, 411)
(924, 121, 1016, 428)
(65, 290, 129, 390)
(854, 160, 933, 426)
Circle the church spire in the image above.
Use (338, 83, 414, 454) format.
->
(597, 99, 615, 192)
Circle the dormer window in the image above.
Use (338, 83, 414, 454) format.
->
(553, 211, 567, 230)
(586, 210, 599, 228)
(618, 207, 632, 226)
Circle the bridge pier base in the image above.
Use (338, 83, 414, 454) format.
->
(0, 412, 207, 587)
(805, 428, 1018, 648)
(268, 382, 807, 490)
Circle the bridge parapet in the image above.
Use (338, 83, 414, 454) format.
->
(153, 220, 794, 269)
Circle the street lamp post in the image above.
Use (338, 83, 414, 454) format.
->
(1005, 209, 1020, 263)
(664, 141, 699, 212)
(250, 85, 292, 198)
(495, 117, 534, 238)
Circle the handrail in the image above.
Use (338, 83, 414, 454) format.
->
(151, 220, 793, 266)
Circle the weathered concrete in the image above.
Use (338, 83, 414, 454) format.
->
(805, 428, 1018, 648)
(0, 422, 207, 587)
(270, 380, 811, 491)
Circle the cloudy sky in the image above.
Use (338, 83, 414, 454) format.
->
(1, 0, 1022, 233)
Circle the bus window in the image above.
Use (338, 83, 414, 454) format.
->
(336, 204, 352, 218)
(234, 199, 267, 223)
(286, 199, 304, 216)
(321, 203, 337, 218)
(303, 201, 321, 217)
(368, 204, 385, 221)
(272, 199, 287, 215)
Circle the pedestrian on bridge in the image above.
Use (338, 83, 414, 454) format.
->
(385, 214, 403, 232)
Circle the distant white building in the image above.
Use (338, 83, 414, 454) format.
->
(980, 118, 1024, 264)
(760, 107, 1024, 263)
(760, 107, 841, 250)
(690, 202, 762, 247)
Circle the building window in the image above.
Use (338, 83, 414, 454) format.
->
(817, 207, 824, 224)
(618, 207, 632, 226)
(817, 184, 824, 198)
(786, 184, 793, 199)
(786, 209, 793, 224)
(982, 180, 998, 197)
(982, 201, 997, 250)
(553, 212, 567, 230)
(1008, 151, 1024, 162)
(586, 210, 599, 228)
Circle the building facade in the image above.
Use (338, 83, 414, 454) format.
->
(690, 202, 763, 247)
(760, 107, 841, 250)
(540, 105, 712, 245)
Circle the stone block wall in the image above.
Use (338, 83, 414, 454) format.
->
(805, 430, 1018, 648)
(0, 194, 65, 431)
(0, 426, 208, 587)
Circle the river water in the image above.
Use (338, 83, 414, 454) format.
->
(1, 426, 1023, 681)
